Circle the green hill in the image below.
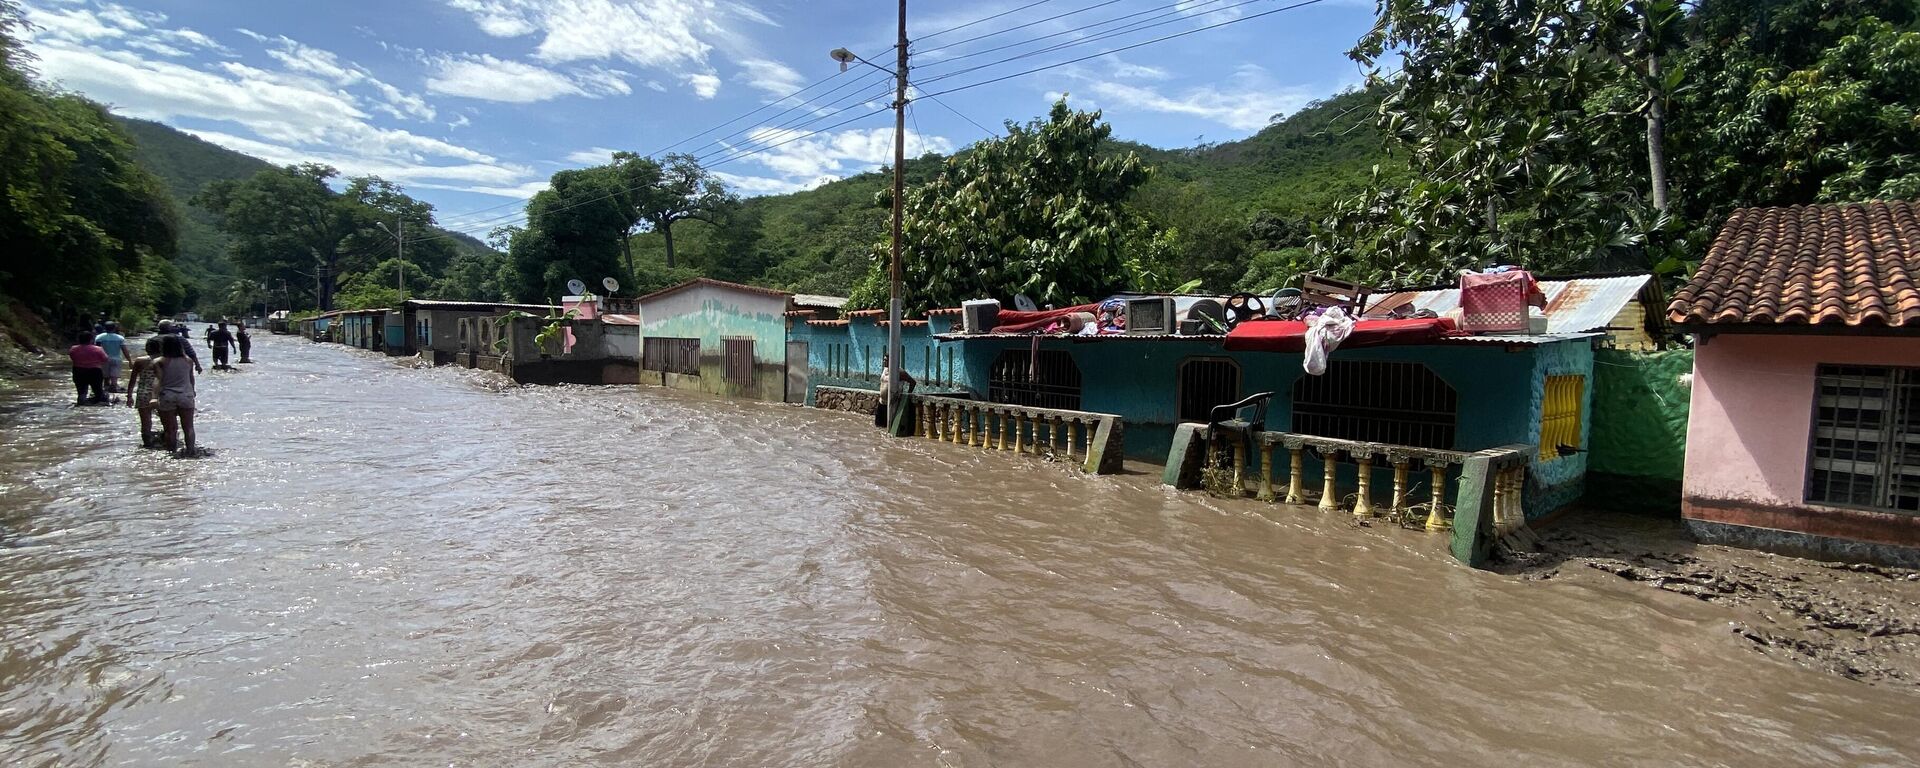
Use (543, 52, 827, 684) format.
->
(115, 117, 497, 311)
(628, 86, 1394, 297)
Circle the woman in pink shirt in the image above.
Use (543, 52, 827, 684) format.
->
(67, 333, 108, 405)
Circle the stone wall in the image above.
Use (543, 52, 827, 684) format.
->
(815, 385, 880, 414)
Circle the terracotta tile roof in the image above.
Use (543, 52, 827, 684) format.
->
(1670, 201, 1920, 328)
(924, 307, 964, 317)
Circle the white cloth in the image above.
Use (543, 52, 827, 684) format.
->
(1303, 307, 1354, 376)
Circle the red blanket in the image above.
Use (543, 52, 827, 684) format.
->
(1223, 317, 1457, 352)
(991, 303, 1103, 334)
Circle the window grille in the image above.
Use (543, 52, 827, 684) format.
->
(725, 338, 754, 385)
(1539, 375, 1585, 460)
(1809, 365, 1919, 513)
(1292, 360, 1457, 449)
(1179, 358, 1241, 422)
(988, 349, 1081, 410)
(643, 337, 700, 375)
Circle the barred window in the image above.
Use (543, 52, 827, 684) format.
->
(988, 349, 1081, 410)
(1179, 357, 1241, 422)
(643, 337, 700, 375)
(1539, 375, 1585, 460)
(1809, 365, 1919, 513)
(1292, 360, 1457, 449)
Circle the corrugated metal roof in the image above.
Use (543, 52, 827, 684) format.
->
(401, 299, 559, 312)
(1438, 332, 1605, 346)
(1368, 274, 1655, 335)
(601, 313, 640, 326)
(792, 294, 847, 309)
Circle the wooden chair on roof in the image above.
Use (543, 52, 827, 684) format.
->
(1294, 274, 1371, 319)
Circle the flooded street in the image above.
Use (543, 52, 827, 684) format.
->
(2, 332, 1917, 767)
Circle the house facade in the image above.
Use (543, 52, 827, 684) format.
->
(1671, 201, 1920, 566)
(635, 278, 796, 401)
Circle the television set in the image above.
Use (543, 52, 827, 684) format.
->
(1125, 297, 1176, 335)
(961, 299, 1000, 334)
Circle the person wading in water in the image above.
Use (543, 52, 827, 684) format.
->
(126, 336, 165, 448)
(236, 327, 253, 363)
(67, 332, 108, 405)
(154, 334, 199, 456)
(208, 323, 236, 370)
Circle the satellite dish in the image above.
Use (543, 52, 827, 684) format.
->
(566, 278, 587, 296)
(1014, 294, 1038, 312)
(602, 277, 621, 294)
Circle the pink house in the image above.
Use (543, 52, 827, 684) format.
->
(1670, 201, 1920, 566)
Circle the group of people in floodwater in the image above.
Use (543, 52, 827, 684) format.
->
(65, 318, 252, 457)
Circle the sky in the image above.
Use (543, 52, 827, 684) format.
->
(16, 0, 1378, 238)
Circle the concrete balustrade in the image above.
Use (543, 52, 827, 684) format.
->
(1162, 424, 1534, 568)
(907, 394, 1125, 474)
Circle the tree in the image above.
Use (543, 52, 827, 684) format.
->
(1, 4, 182, 327)
(633, 153, 737, 269)
(1314, 0, 1667, 285)
(196, 164, 390, 311)
(503, 164, 636, 301)
(851, 100, 1155, 311)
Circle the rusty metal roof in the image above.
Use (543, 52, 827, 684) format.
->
(1368, 274, 1659, 336)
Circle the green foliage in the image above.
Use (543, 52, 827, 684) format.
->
(1315, 0, 1919, 288)
(0, 5, 183, 331)
(851, 100, 1155, 311)
(632, 152, 738, 269)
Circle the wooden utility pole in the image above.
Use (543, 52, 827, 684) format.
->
(885, 0, 908, 435)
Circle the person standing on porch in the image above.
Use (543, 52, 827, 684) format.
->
(873, 353, 917, 430)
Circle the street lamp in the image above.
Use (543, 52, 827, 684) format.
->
(832, 1, 909, 436)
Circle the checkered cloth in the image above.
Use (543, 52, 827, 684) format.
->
(1459, 271, 1539, 332)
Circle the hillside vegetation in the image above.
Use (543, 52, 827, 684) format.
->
(623, 87, 1393, 300)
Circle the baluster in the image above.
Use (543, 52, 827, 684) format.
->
(1353, 455, 1375, 518)
(1318, 450, 1340, 512)
(946, 406, 959, 444)
(1063, 419, 1077, 460)
(1014, 414, 1027, 454)
(1231, 440, 1247, 497)
(1507, 467, 1525, 529)
(1000, 411, 1012, 451)
(1040, 417, 1052, 455)
(1391, 459, 1410, 517)
(978, 408, 990, 447)
(1425, 465, 1450, 532)
(1051, 417, 1064, 456)
(1284, 445, 1305, 504)
(1256, 442, 1276, 502)
(919, 402, 931, 438)
(962, 408, 974, 447)
(1491, 466, 1509, 533)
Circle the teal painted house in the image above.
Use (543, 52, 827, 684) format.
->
(635, 278, 801, 402)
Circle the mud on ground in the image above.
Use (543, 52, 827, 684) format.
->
(1497, 513, 1920, 689)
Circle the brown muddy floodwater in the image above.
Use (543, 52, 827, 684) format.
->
(1, 331, 1916, 767)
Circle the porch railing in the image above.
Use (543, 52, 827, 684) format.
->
(1165, 425, 1533, 567)
(909, 394, 1125, 474)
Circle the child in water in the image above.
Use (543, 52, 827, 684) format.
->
(126, 336, 165, 448)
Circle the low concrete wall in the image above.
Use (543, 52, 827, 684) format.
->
(815, 385, 880, 414)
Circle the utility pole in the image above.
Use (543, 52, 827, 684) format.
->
(397, 218, 406, 300)
(830, 2, 909, 435)
(884, 0, 908, 436)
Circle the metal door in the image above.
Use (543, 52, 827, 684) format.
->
(785, 341, 810, 404)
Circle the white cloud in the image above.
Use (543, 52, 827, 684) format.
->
(735, 57, 803, 100)
(684, 72, 720, 99)
(1077, 65, 1314, 132)
(438, 0, 771, 97)
(253, 34, 436, 121)
(718, 125, 953, 194)
(426, 53, 629, 103)
(564, 146, 619, 165)
(23, 1, 229, 54)
(448, 114, 471, 129)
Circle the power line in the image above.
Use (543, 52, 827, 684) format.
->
(914, 0, 1233, 69)
(916, 0, 1277, 88)
(920, 0, 1329, 96)
(923, 92, 1000, 138)
(914, 0, 1131, 56)
(702, 107, 894, 171)
(692, 77, 897, 164)
(914, 0, 1062, 44)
